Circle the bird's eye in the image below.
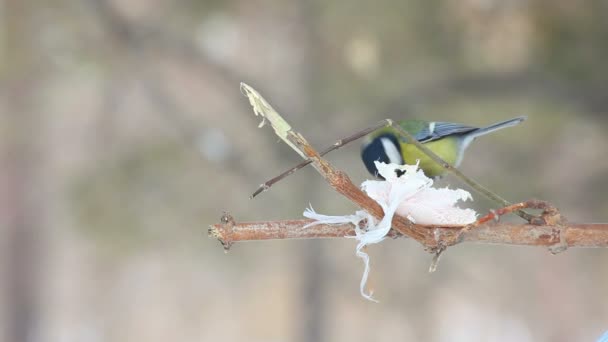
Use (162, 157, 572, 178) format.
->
(394, 169, 406, 177)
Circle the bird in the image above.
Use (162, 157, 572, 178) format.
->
(361, 116, 526, 178)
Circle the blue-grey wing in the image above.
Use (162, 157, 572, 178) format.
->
(415, 122, 478, 143)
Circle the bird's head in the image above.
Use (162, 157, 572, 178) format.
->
(361, 133, 403, 178)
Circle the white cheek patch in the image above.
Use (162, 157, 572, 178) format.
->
(380, 138, 403, 165)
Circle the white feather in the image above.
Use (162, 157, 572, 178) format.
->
(429, 121, 436, 135)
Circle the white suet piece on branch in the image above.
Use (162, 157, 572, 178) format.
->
(305, 161, 477, 301)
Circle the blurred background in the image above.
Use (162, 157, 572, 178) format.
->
(1, 0, 608, 341)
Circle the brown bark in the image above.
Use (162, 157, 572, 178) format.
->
(209, 216, 608, 250)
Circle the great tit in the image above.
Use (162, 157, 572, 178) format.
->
(361, 116, 526, 178)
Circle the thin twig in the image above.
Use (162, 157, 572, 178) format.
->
(389, 123, 535, 222)
(473, 200, 559, 226)
(250, 119, 392, 198)
(437, 200, 563, 249)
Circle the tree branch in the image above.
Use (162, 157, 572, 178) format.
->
(209, 214, 608, 250)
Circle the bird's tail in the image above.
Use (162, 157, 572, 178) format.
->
(468, 116, 527, 140)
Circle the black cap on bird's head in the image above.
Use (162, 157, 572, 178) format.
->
(361, 134, 403, 179)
